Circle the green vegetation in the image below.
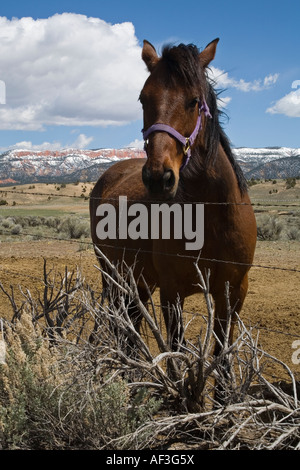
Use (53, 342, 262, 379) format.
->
(0, 313, 161, 450)
(0, 180, 300, 244)
(0, 214, 90, 242)
(256, 213, 300, 241)
(285, 177, 297, 189)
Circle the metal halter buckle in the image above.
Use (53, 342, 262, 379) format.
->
(183, 138, 191, 156)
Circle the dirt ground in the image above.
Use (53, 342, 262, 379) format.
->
(0, 238, 299, 384)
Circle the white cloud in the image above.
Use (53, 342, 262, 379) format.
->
(266, 89, 300, 117)
(71, 133, 94, 149)
(125, 138, 144, 149)
(217, 96, 232, 109)
(264, 74, 279, 87)
(2, 133, 94, 151)
(11, 140, 62, 151)
(0, 14, 147, 131)
(209, 67, 279, 92)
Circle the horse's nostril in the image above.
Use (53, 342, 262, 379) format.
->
(163, 169, 175, 190)
(142, 165, 176, 195)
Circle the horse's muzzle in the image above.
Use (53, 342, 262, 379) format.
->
(142, 165, 176, 198)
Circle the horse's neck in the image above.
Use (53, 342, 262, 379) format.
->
(180, 143, 244, 203)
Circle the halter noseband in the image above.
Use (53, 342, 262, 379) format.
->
(142, 98, 211, 171)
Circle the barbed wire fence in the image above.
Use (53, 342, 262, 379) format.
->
(0, 188, 299, 362)
(0, 186, 300, 449)
(1, 186, 300, 206)
(1, 186, 300, 272)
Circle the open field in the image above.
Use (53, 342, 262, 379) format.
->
(0, 179, 300, 384)
(0, 181, 93, 217)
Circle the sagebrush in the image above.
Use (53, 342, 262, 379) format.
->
(0, 255, 299, 450)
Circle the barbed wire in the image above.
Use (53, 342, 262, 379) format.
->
(0, 227, 300, 273)
(0, 186, 299, 385)
(0, 264, 299, 343)
(0, 234, 299, 386)
(0, 188, 300, 207)
(0, 186, 299, 348)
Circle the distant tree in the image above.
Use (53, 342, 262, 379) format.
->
(248, 177, 258, 187)
(285, 177, 296, 189)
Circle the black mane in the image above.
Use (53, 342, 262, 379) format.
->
(204, 82, 248, 194)
(161, 44, 248, 194)
(161, 43, 204, 89)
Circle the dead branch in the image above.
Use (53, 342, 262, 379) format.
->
(1, 247, 299, 449)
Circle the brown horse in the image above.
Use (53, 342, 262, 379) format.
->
(90, 39, 257, 360)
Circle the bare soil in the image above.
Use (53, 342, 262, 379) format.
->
(0, 238, 299, 383)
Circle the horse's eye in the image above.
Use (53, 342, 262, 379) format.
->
(189, 98, 199, 109)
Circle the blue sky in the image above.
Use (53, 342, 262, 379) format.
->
(0, 0, 299, 151)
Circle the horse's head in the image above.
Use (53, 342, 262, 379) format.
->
(140, 39, 219, 199)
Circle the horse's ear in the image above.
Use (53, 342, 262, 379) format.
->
(142, 40, 159, 72)
(199, 38, 219, 68)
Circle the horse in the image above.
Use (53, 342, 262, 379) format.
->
(90, 38, 257, 371)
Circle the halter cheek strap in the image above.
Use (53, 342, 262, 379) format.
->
(142, 98, 211, 171)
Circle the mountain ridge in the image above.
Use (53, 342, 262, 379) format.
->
(0, 146, 299, 186)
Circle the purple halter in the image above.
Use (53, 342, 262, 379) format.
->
(142, 98, 211, 170)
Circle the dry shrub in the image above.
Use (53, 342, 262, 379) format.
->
(0, 312, 161, 450)
(58, 216, 89, 239)
(0, 251, 299, 450)
(256, 214, 283, 240)
(256, 213, 300, 241)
